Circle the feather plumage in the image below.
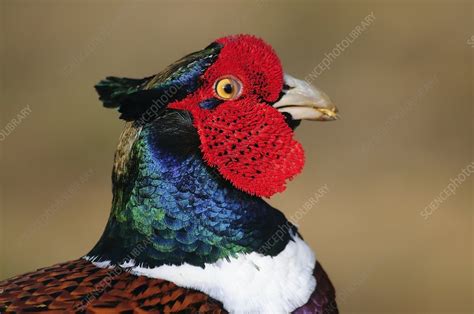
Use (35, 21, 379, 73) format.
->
(0, 259, 336, 313)
(1, 35, 338, 313)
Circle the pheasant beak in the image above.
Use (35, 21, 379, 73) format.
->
(273, 74, 339, 121)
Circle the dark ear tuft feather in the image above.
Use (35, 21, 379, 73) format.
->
(95, 42, 222, 122)
(95, 76, 149, 109)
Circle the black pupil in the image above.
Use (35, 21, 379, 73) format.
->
(223, 83, 233, 94)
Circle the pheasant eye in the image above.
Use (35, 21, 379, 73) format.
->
(214, 77, 242, 100)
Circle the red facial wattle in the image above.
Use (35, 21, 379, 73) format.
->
(169, 35, 305, 197)
(197, 101, 304, 197)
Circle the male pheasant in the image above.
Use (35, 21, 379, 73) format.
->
(0, 34, 338, 313)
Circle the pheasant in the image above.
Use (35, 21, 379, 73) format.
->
(0, 34, 338, 313)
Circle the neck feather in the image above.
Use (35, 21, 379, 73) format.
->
(87, 111, 296, 267)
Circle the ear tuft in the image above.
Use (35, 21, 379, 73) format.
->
(95, 41, 221, 122)
(94, 76, 148, 108)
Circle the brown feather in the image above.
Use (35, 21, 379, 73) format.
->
(0, 259, 336, 313)
(0, 259, 225, 313)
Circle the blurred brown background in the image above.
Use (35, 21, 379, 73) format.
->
(1, 0, 472, 312)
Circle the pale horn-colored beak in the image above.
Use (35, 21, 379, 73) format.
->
(273, 74, 339, 121)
